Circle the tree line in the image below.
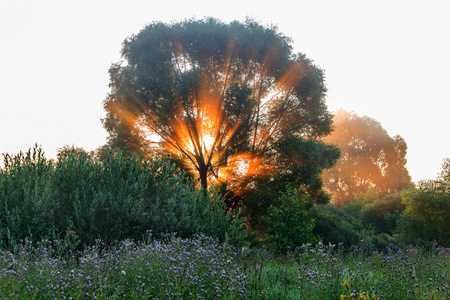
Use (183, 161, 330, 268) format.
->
(1, 18, 448, 251)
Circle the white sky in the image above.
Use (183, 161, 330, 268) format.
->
(1, 0, 449, 182)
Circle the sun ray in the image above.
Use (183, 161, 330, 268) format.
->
(105, 24, 327, 194)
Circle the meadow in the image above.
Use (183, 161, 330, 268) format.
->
(0, 234, 449, 299)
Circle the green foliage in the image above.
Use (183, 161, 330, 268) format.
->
(398, 180, 450, 247)
(354, 187, 380, 205)
(0, 145, 54, 248)
(396, 159, 450, 247)
(243, 138, 340, 231)
(56, 144, 95, 160)
(0, 146, 247, 250)
(102, 17, 337, 202)
(313, 204, 362, 249)
(342, 189, 406, 235)
(263, 186, 317, 253)
(272, 137, 341, 204)
(313, 202, 399, 251)
(186, 188, 249, 246)
(361, 191, 405, 235)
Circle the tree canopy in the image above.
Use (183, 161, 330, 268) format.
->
(322, 109, 411, 206)
(102, 18, 338, 205)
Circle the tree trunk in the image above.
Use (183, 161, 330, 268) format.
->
(198, 161, 208, 192)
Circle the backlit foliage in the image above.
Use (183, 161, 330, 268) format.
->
(323, 109, 410, 206)
(102, 18, 335, 197)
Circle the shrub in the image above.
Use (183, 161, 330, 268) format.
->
(313, 204, 362, 249)
(0, 146, 247, 250)
(398, 181, 450, 247)
(263, 186, 317, 253)
(0, 145, 54, 248)
(359, 192, 405, 235)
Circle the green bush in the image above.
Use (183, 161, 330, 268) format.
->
(0, 146, 247, 250)
(359, 192, 405, 235)
(313, 204, 362, 249)
(396, 160, 450, 247)
(397, 182, 450, 247)
(313, 204, 399, 252)
(263, 186, 317, 253)
(0, 145, 54, 248)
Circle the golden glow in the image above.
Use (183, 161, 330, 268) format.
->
(111, 38, 308, 192)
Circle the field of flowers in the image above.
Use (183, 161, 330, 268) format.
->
(0, 232, 448, 299)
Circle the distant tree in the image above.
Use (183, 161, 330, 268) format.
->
(56, 144, 94, 160)
(322, 109, 411, 206)
(102, 18, 338, 207)
(437, 157, 450, 187)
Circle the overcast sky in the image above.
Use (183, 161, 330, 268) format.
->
(1, 0, 449, 182)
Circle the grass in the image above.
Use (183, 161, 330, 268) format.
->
(0, 234, 449, 299)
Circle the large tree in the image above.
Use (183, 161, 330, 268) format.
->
(102, 18, 337, 204)
(322, 109, 411, 206)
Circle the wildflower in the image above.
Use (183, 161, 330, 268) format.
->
(344, 280, 349, 290)
(121, 270, 126, 276)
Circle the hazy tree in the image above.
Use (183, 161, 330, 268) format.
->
(437, 158, 450, 188)
(56, 144, 94, 161)
(323, 109, 411, 206)
(102, 18, 337, 205)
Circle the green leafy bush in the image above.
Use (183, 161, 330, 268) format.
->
(313, 203, 400, 251)
(360, 192, 405, 235)
(349, 189, 405, 235)
(313, 204, 362, 249)
(263, 186, 317, 253)
(0, 146, 247, 250)
(396, 159, 450, 247)
(0, 145, 55, 248)
(398, 181, 450, 247)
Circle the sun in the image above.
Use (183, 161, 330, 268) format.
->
(201, 133, 215, 153)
